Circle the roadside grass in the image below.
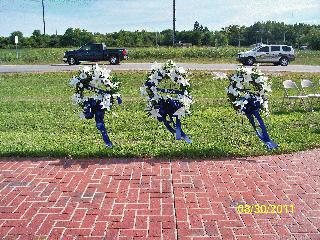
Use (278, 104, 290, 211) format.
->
(0, 47, 319, 65)
(0, 70, 320, 158)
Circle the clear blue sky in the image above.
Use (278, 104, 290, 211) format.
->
(1, 0, 319, 36)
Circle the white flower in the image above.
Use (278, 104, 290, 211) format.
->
(152, 92, 161, 102)
(140, 86, 148, 96)
(113, 93, 121, 99)
(262, 83, 272, 92)
(79, 72, 87, 80)
(150, 86, 157, 94)
(231, 75, 238, 82)
(101, 95, 112, 111)
(244, 93, 251, 99)
(173, 107, 188, 118)
(94, 63, 100, 71)
(177, 77, 190, 86)
(226, 86, 239, 96)
(151, 62, 162, 71)
(240, 66, 252, 75)
(178, 95, 192, 108)
(79, 113, 86, 119)
(150, 108, 162, 119)
(110, 81, 119, 88)
(149, 72, 161, 84)
(171, 71, 179, 81)
(93, 70, 101, 77)
(90, 76, 102, 87)
(255, 76, 266, 84)
(243, 74, 251, 85)
(81, 66, 91, 73)
(101, 68, 111, 78)
(235, 80, 244, 90)
(96, 95, 103, 101)
(176, 67, 186, 74)
(70, 77, 80, 87)
(256, 96, 264, 104)
(72, 93, 82, 105)
(234, 99, 248, 111)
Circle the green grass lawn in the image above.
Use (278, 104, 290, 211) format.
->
(0, 47, 319, 65)
(0, 70, 320, 158)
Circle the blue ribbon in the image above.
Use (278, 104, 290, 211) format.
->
(95, 110, 113, 148)
(155, 98, 192, 144)
(246, 110, 278, 150)
(83, 93, 122, 148)
(243, 97, 278, 150)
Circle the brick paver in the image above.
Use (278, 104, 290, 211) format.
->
(0, 149, 319, 239)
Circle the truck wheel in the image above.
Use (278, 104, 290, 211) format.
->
(67, 56, 77, 65)
(109, 55, 119, 65)
(245, 57, 255, 66)
(279, 57, 289, 66)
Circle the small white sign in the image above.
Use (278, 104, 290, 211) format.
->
(14, 36, 18, 44)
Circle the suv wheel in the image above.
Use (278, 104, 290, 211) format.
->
(279, 57, 289, 66)
(67, 56, 77, 65)
(245, 57, 255, 66)
(109, 55, 119, 65)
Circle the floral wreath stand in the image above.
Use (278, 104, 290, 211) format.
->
(225, 67, 278, 150)
(70, 65, 121, 148)
(243, 97, 278, 150)
(141, 61, 192, 144)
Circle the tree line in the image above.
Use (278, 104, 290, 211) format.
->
(1, 21, 320, 50)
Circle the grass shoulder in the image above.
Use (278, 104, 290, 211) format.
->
(0, 70, 319, 158)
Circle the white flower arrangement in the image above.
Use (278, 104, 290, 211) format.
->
(224, 66, 272, 115)
(70, 64, 121, 116)
(141, 60, 192, 119)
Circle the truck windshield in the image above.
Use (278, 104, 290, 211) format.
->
(79, 45, 91, 51)
(251, 46, 260, 51)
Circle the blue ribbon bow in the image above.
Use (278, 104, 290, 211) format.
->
(243, 97, 278, 150)
(82, 86, 122, 148)
(155, 98, 192, 144)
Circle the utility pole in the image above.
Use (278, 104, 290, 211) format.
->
(173, 0, 176, 47)
(238, 27, 241, 48)
(155, 31, 158, 47)
(42, 0, 46, 35)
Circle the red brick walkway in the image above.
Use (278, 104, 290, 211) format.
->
(0, 149, 319, 239)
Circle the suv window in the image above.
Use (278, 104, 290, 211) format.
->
(271, 46, 281, 51)
(282, 46, 292, 52)
(258, 46, 269, 52)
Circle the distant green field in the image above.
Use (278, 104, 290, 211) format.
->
(0, 47, 319, 65)
(0, 70, 319, 158)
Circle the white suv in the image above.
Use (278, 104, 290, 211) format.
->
(237, 44, 295, 66)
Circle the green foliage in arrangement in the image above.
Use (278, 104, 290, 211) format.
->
(0, 71, 319, 158)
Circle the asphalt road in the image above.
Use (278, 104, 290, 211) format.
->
(1, 63, 320, 73)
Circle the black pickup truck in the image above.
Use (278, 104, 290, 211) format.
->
(63, 42, 128, 65)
